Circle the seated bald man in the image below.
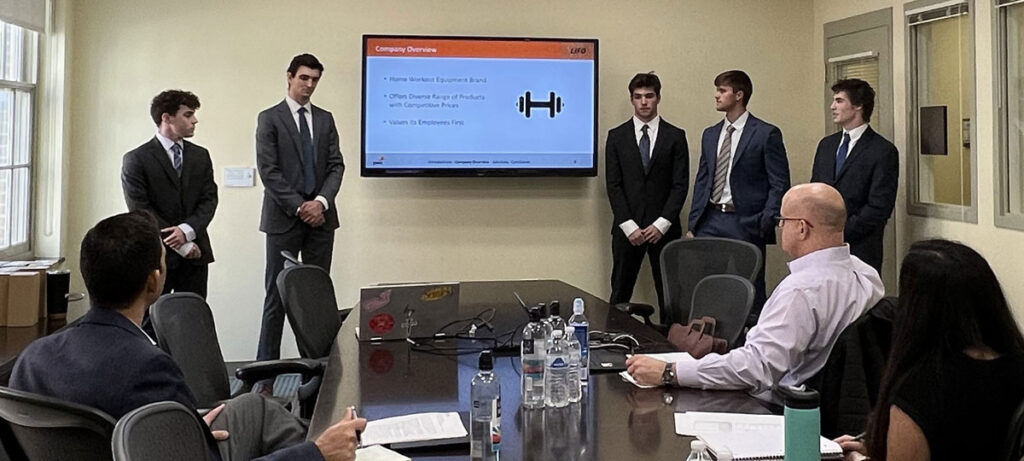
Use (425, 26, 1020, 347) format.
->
(626, 183, 884, 401)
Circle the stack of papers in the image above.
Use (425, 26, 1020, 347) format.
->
(361, 412, 468, 447)
(355, 445, 410, 461)
(675, 411, 843, 460)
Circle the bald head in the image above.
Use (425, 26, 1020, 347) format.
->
(779, 183, 847, 258)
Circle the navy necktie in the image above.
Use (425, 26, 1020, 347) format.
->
(297, 107, 316, 195)
(835, 132, 851, 177)
(639, 124, 651, 172)
(171, 144, 183, 177)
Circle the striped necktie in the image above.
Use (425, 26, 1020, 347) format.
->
(711, 125, 735, 203)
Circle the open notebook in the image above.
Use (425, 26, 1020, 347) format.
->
(675, 411, 843, 460)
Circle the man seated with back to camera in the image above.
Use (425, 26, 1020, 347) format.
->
(626, 183, 884, 401)
(10, 210, 364, 461)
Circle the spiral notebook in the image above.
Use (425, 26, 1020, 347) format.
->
(674, 411, 843, 460)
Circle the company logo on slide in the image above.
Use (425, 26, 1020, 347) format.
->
(516, 91, 563, 119)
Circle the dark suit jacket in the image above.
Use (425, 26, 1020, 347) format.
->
(122, 137, 218, 268)
(688, 114, 790, 245)
(256, 100, 345, 234)
(605, 118, 689, 236)
(811, 126, 898, 270)
(9, 308, 323, 461)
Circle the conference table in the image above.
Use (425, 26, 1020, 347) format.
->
(308, 280, 770, 460)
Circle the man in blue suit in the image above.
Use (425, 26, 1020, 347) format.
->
(687, 70, 790, 326)
(10, 211, 365, 461)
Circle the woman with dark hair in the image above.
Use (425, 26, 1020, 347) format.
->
(837, 239, 1024, 460)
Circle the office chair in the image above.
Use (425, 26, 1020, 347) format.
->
(277, 251, 350, 360)
(0, 386, 116, 460)
(112, 401, 208, 461)
(688, 275, 755, 350)
(625, 237, 762, 331)
(149, 293, 323, 412)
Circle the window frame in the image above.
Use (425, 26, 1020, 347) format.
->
(904, 0, 979, 223)
(994, 0, 1024, 229)
(0, 20, 39, 259)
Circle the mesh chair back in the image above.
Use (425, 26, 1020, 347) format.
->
(689, 275, 755, 349)
(112, 401, 208, 461)
(277, 265, 341, 359)
(150, 293, 230, 408)
(0, 386, 116, 460)
(659, 237, 762, 325)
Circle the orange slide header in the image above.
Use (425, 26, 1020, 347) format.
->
(366, 38, 595, 60)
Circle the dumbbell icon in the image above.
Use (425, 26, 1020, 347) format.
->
(517, 91, 563, 118)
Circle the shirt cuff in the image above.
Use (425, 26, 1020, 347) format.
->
(177, 224, 196, 242)
(315, 195, 330, 211)
(653, 217, 672, 235)
(619, 220, 640, 237)
(172, 242, 196, 257)
(675, 358, 701, 387)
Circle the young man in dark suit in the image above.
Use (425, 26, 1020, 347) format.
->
(10, 211, 366, 461)
(122, 90, 218, 298)
(811, 79, 898, 273)
(687, 70, 790, 326)
(256, 54, 345, 370)
(605, 72, 689, 320)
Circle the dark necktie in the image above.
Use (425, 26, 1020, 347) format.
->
(835, 132, 851, 177)
(639, 124, 651, 172)
(711, 125, 735, 203)
(171, 144, 183, 177)
(298, 107, 316, 195)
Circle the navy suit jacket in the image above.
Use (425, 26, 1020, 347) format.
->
(687, 114, 790, 244)
(10, 308, 323, 461)
(605, 118, 689, 235)
(811, 126, 899, 270)
(122, 137, 218, 269)
(256, 100, 345, 234)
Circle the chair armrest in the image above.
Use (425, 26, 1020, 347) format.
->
(234, 358, 324, 384)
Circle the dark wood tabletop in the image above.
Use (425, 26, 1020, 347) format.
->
(308, 279, 769, 460)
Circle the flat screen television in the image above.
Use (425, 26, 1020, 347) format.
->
(361, 35, 599, 177)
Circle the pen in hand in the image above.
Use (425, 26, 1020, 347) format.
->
(350, 406, 363, 447)
(852, 431, 866, 441)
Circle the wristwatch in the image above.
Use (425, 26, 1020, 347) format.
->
(661, 362, 676, 386)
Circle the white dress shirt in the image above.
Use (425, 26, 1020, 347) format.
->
(712, 111, 749, 206)
(839, 122, 869, 159)
(153, 132, 197, 257)
(674, 244, 884, 402)
(284, 96, 329, 212)
(618, 115, 672, 237)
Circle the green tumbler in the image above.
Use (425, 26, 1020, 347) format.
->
(777, 385, 820, 461)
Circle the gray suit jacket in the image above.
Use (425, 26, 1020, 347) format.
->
(256, 100, 345, 234)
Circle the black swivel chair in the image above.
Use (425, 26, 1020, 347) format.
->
(112, 401, 208, 461)
(625, 237, 762, 331)
(688, 275, 755, 350)
(0, 386, 116, 460)
(277, 251, 351, 360)
(149, 293, 323, 413)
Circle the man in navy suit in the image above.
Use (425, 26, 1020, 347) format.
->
(811, 79, 898, 273)
(687, 70, 790, 325)
(256, 54, 345, 372)
(122, 90, 217, 298)
(10, 211, 365, 461)
(606, 72, 689, 320)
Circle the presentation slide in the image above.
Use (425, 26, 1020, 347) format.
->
(362, 37, 597, 175)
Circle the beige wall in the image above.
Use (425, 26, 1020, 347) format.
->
(814, 0, 1024, 326)
(63, 0, 820, 360)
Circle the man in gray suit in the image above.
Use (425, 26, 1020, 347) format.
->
(256, 54, 345, 382)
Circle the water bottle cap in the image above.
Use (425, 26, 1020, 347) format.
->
(538, 302, 548, 317)
(528, 306, 543, 322)
(552, 329, 563, 338)
(478, 350, 493, 371)
(690, 439, 707, 450)
(565, 325, 575, 335)
(573, 298, 585, 314)
(549, 300, 561, 315)
(776, 385, 820, 408)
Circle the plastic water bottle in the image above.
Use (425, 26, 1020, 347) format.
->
(547, 300, 567, 335)
(569, 297, 590, 383)
(520, 307, 547, 409)
(685, 439, 713, 461)
(545, 329, 570, 408)
(470, 350, 501, 461)
(564, 325, 582, 403)
(538, 303, 554, 342)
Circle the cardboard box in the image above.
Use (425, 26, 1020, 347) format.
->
(7, 271, 41, 327)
